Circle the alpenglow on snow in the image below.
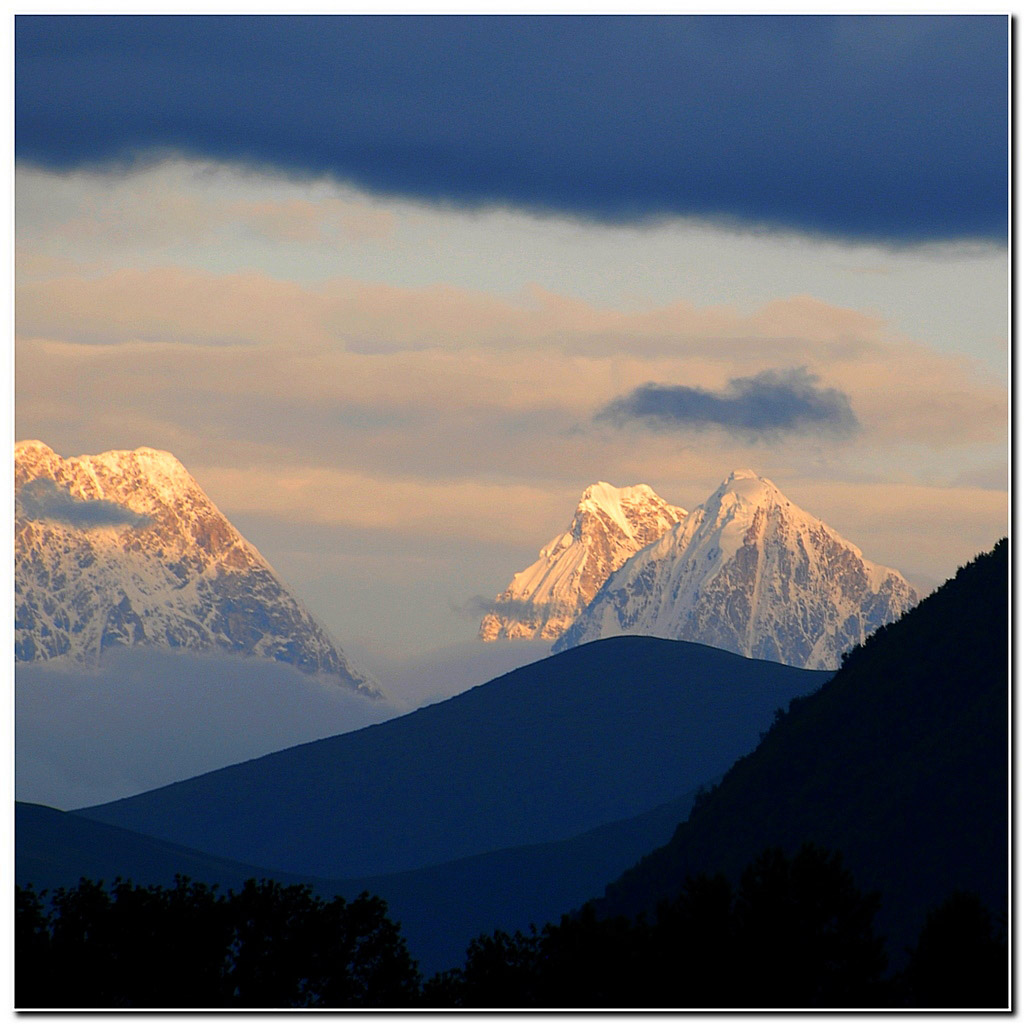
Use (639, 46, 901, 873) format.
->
(479, 482, 687, 642)
(14, 441, 379, 697)
(553, 470, 920, 670)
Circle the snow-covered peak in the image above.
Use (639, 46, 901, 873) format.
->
(709, 469, 783, 508)
(15, 441, 378, 696)
(581, 481, 658, 502)
(576, 481, 668, 539)
(94, 446, 189, 474)
(17, 441, 189, 474)
(480, 481, 686, 642)
(15, 440, 63, 485)
(15, 439, 55, 456)
(84, 447, 200, 507)
(555, 472, 920, 670)
(16, 442, 201, 508)
(16, 441, 240, 559)
(686, 470, 794, 563)
(78, 445, 194, 483)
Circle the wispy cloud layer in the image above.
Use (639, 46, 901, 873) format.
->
(16, 648, 397, 809)
(15, 15, 1007, 242)
(453, 595, 573, 623)
(18, 477, 151, 529)
(597, 369, 859, 438)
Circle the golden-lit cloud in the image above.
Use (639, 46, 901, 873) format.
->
(191, 464, 573, 548)
(16, 266, 1005, 452)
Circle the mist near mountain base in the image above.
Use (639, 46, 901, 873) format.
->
(16, 647, 400, 810)
(346, 638, 553, 709)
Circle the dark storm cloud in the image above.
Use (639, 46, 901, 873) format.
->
(597, 369, 859, 437)
(15, 15, 1006, 243)
(19, 477, 152, 529)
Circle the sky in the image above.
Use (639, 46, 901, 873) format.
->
(14, 15, 1009, 669)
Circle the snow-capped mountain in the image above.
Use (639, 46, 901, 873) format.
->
(479, 482, 687, 641)
(554, 469, 919, 670)
(15, 441, 379, 697)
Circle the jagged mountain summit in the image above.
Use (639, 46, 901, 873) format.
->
(479, 482, 687, 642)
(554, 470, 919, 670)
(15, 441, 379, 697)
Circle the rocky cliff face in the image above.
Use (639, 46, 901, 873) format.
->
(554, 470, 919, 670)
(15, 441, 379, 697)
(479, 482, 687, 642)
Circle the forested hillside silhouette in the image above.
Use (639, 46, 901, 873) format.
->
(595, 539, 1008, 966)
(423, 845, 1006, 1008)
(17, 877, 420, 1008)
(17, 785, 702, 977)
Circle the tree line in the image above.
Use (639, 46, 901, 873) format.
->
(16, 844, 1006, 1010)
(16, 877, 420, 1008)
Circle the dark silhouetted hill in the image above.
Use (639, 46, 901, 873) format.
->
(21, 785, 702, 975)
(593, 540, 1008, 964)
(17, 802, 318, 894)
(314, 784, 705, 974)
(76, 637, 829, 879)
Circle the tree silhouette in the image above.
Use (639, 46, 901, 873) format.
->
(432, 844, 887, 1009)
(453, 928, 541, 1007)
(293, 888, 421, 1007)
(15, 885, 50, 1007)
(534, 905, 643, 1007)
(647, 871, 735, 1006)
(100, 877, 233, 1006)
(46, 878, 123, 1007)
(731, 844, 887, 1007)
(904, 890, 1008, 1008)
(17, 851, 1004, 1008)
(15, 876, 419, 1009)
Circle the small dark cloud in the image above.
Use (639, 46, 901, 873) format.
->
(18, 478, 152, 529)
(597, 368, 858, 438)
